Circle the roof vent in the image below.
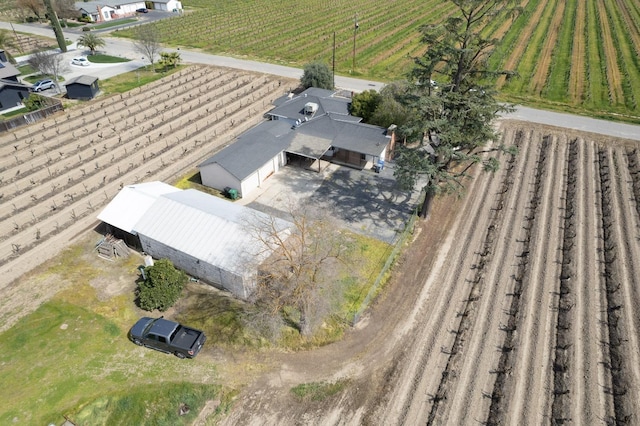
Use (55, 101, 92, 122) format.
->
(304, 102, 318, 114)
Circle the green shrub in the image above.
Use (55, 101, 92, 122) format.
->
(137, 259, 187, 311)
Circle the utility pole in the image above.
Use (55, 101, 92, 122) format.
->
(352, 13, 358, 73)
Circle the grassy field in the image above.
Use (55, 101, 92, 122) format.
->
(0, 254, 224, 425)
(110, 0, 640, 121)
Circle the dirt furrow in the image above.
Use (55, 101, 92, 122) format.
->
(550, 137, 578, 423)
(381, 136, 510, 425)
(569, 0, 586, 102)
(596, 147, 633, 423)
(572, 138, 611, 423)
(527, 133, 567, 423)
(595, 0, 623, 104)
(486, 131, 552, 424)
(530, 0, 565, 95)
(444, 128, 535, 424)
(607, 147, 640, 420)
(424, 130, 523, 425)
(497, 0, 550, 89)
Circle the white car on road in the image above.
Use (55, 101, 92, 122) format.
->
(71, 57, 90, 67)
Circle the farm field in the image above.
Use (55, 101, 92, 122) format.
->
(112, 0, 640, 120)
(372, 121, 640, 424)
(0, 65, 297, 328)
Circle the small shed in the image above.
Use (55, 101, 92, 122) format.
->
(65, 75, 99, 100)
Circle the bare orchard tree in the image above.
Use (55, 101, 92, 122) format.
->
(245, 204, 348, 338)
(53, 0, 80, 19)
(17, 0, 44, 21)
(28, 50, 67, 93)
(133, 25, 162, 69)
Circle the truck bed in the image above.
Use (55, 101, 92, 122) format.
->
(171, 326, 203, 350)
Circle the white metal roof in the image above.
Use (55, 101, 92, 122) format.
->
(132, 189, 292, 277)
(96, 181, 180, 234)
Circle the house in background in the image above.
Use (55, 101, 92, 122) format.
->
(97, 182, 292, 299)
(198, 87, 395, 199)
(0, 50, 30, 114)
(76, 0, 146, 22)
(151, 0, 183, 12)
(65, 75, 100, 100)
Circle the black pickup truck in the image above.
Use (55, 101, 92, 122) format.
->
(128, 317, 206, 359)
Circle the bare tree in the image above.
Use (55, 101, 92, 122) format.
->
(53, 0, 79, 19)
(133, 25, 162, 69)
(246, 204, 348, 337)
(17, 0, 44, 20)
(28, 50, 67, 93)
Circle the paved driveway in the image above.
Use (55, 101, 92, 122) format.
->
(240, 162, 422, 244)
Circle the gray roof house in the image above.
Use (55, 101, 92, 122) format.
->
(268, 87, 354, 125)
(97, 181, 292, 299)
(0, 51, 30, 114)
(76, 0, 145, 21)
(198, 87, 395, 198)
(198, 120, 291, 199)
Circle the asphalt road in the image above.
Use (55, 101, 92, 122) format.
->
(1, 20, 639, 140)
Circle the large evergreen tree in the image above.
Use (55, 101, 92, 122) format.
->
(43, 0, 67, 52)
(394, 0, 520, 217)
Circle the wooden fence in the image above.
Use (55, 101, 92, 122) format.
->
(0, 99, 64, 133)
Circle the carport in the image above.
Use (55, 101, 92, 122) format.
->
(285, 131, 332, 172)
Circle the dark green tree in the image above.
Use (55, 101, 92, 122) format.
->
(300, 61, 333, 90)
(350, 89, 381, 121)
(395, 0, 520, 218)
(24, 93, 48, 111)
(367, 82, 415, 133)
(137, 259, 187, 311)
(43, 0, 67, 52)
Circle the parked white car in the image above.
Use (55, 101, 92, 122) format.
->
(71, 57, 90, 67)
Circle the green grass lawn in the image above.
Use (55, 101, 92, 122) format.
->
(90, 18, 138, 30)
(0, 298, 223, 425)
(98, 66, 183, 94)
(87, 54, 131, 63)
(17, 64, 37, 75)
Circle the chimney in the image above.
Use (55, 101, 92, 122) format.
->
(386, 124, 397, 161)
